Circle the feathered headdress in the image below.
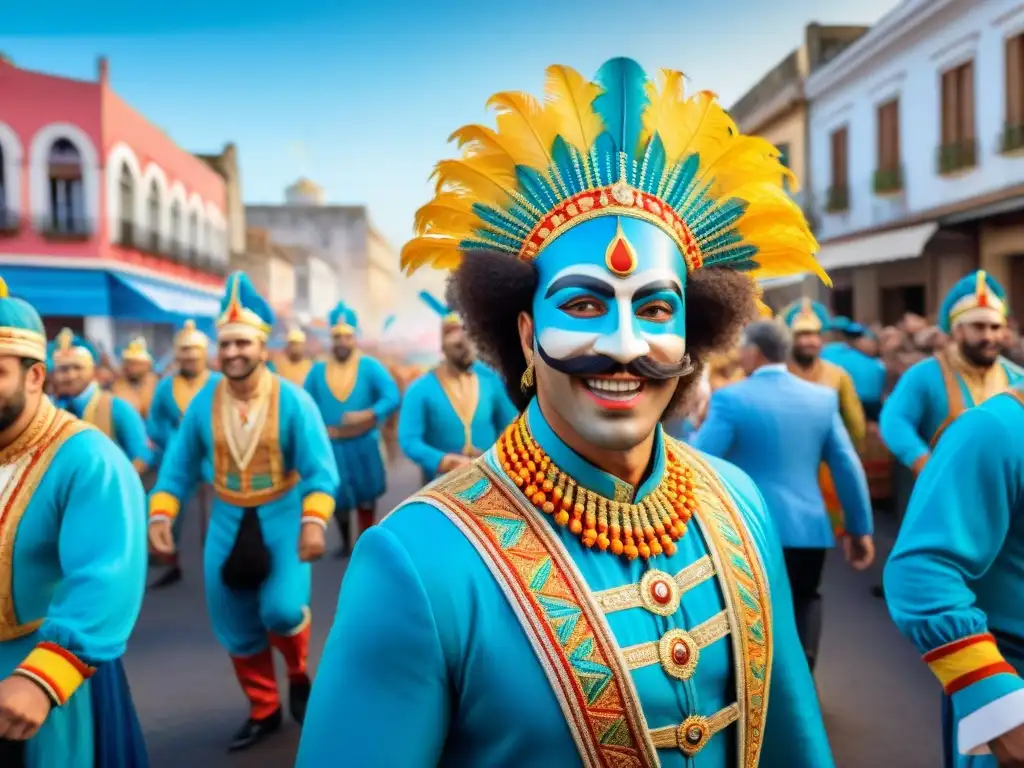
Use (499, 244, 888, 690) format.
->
(217, 272, 274, 342)
(940, 270, 1008, 333)
(781, 298, 831, 334)
(418, 290, 463, 330)
(401, 58, 825, 286)
(52, 328, 97, 368)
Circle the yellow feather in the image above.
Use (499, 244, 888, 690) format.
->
(640, 69, 689, 156)
(665, 90, 738, 170)
(413, 195, 477, 237)
(485, 91, 556, 171)
(400, 236, 464, 275)
(543, 64, 604, 154)
(447, 125, 518, 174)
(432, 158, 518, 207)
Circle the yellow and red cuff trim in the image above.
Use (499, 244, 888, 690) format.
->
(301, 492, 335, 526)
(149, 491, 181, 522)
(14, 642, 96, 706)
(924, 633, 1018, 695)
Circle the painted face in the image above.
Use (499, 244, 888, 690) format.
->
(530, 217, 688, 451)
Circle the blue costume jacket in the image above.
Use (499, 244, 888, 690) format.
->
(60, 382, 152, 473)
(304, 353, 400, 509)
(821, 343, 886, 417)
(2, 398, 147, 768)
(885, 389, 1024, 766)
(146, 370, 219, 474)
(880, 350, 1024, 470)
(692, 366, 872, 549)
(398, 361, 518, 485)
(297, 399, 832, 767)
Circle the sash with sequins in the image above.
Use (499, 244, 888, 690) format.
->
(413, 444, 773, 768)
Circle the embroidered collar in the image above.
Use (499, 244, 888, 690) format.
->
(66, 382, 98, 417)
(0, 397, 59, 465)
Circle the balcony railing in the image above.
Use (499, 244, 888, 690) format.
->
(1001, 123, 1024, 154)
(937, 138, 978, 175)
(872, 166, 904, 195)
(37, 215, 92, 241)
(825, 184, 849, 213)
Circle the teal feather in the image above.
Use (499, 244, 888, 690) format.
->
(638, 134, 666, 195)
(704, 244, 759, 268)
(551, 136, 586, 195)
(473, 203, 531, 237)
(690, 201, 746, 241)
(418, 290, 451, 317)
(590, 133, 618, 186)
(662, 154, 700, 209)
(476, 228, 524, 251)
(458, 237, 518, 255)
(516, 166, 560, 211)
(592, 58, 650, 160)
(700, 229, 743, 253)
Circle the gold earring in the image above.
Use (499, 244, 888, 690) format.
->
(520, 360, 535, 392)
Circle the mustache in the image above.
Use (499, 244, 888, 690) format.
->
(536, 343, 694, 381)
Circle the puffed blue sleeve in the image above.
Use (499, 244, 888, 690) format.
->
(14, 431, 147, 706)
(111, 396, 153, 472)
(713, 461, 834, 767)
(149, 398, 204, 523)
(691, 390, 735, 457)
(397, 380, 446, 477)
(822, 408, 873, 536)
(296, 523, 450, 767)
(885, 396, 1024, 755)
(879, 360, 939, 470)
(286, 384, 340, 525)
(367, 358, 401, 424)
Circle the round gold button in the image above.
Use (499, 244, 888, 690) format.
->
(678, 715, 710, 756)
(657, 629, 699, 680)
(639, 569, 680, 616)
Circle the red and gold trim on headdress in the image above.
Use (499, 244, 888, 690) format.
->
(949, 270, 1007, 329)
(789, 298, 823, 334)
(0, 278, 46, 362)
(217, 278, 271, 342)
(174, 320, 209, 351)
(52, 328, 94, 369)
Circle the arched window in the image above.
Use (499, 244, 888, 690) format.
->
(169, 201, 182, 259)
(118, 162, 134, 244)
(188, 211, 198, 265)
(0, 144, 7, 229)
(146, 180, 160, 251)
(201, 219, 211, 267)
(48, 139, 84, 234)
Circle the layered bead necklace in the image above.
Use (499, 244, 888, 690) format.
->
(496, 415, 699, 561)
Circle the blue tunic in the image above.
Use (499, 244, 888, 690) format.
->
(150, 373, 339, 655)
(885, 390, 1024, 766)
(60, 383, 152, 473)
(821, 343, 886, 414)
(297, 399, 832, 767)
(1, 398, 147, 768)
(398, 364, 518, 485)
(146, 371, 220, 478)
(880, 352, 1024, 469)
(304, 354, 400, 510)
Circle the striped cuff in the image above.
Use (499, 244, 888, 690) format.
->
(302, 492, 335, 524)
(924, 633, 1018, 695)
(14, 642, 96, 706)
(149, 491, 181, 522)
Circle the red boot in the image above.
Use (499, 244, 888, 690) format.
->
(228, 647, 282, 751)
(357, 507, 375, 536)
(269, 611, 312, 724)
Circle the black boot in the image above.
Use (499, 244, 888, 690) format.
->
(228, 708, 282, 752)
(334, 514, 351, 559)
(289, 675, 312, 724)
(148, 565, 183, 590)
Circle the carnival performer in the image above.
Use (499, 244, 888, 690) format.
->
(110, 337, 159, 419)
(781, 299, 865, 536)
(49, 329, 151, 475)
(399, 291, 518, 485)
(273, 328, 313, 387)
(880, 270, 1024, 477)
(0, 276, 148, 768)
(885, 388, 1024, 767)
(303, 302, 400, 556)
(145, 320, 220, 590)
(297, 57, 833, 767)
(147, 272, 339, 752)
(693, 320, 874, 673)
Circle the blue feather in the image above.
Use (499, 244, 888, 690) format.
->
(663, 154, 700, 208)
(593, 58, 651, 161)
(638, 134, 666, 194)
(551, 136, 586, 195)
(703, 244, 759, 268)
(590, 133, 618, 186)
(690, 199, 746, 240)
(516, 166, 560, 211)
(418, 291, 451, 317)
(473, 203, 531, 237)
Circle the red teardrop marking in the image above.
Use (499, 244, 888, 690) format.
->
(978, 291, 988, 308)
(609, 239, 633, 273)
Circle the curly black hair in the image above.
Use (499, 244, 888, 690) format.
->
(447, 250, 758, 416)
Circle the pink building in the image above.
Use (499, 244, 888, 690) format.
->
(0, 54, 229, 359)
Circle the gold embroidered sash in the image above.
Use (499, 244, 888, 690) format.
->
(434, 367, 479, 455)
(0, 401, 88, 641)
(172, 370, 210, 414)
(410, 441, 772, 768)
(82, 389, 113, 438)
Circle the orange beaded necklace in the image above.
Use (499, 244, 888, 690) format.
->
(496, 415, 699, 561)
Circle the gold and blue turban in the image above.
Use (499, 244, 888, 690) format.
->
(418, 290, 463, 331)
(328, 302, 358, 337)
(939, 270, 1007, 333)
(0, 277, 46, 362)
(52, 328, 97, 369)
(781, 298, 831, 334)
(217, 272, 274, 342)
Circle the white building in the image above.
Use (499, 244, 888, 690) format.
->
(246, 179, 399, 337)
(805, 0, 1024, 324)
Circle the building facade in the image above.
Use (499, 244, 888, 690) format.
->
(806, 0, 1024, 324)
(729, 23, 868, 310)
(0, 55, 229, 358)
(246, 178, 398, 337)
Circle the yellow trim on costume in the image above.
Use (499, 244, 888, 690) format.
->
(149, 491, 181, 521)
(15, 642, 96, 705)
(301, 491, 336, 523)
(924, 633, 1017, 694)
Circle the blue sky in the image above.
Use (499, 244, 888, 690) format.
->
(1, 0, 901, 251)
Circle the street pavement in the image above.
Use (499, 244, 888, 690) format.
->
(126, 458, 942, 767)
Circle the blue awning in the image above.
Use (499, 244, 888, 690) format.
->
(110, 273, 220, 321)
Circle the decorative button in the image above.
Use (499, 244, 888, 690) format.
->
(671, 640, 690, 666)
(657, 629, 700, 680)
(677, 715, 711, 756)
(639, 569, 680, 617)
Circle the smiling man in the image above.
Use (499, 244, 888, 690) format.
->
(298, 59, 834, 767)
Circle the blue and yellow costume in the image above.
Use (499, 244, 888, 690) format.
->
(110, 337, 159, 420)
(148, 272, 339, 729)
(885, 388, 1024, 766)
(51, 330, 152, 475)
(298, 58, 831, 766)
(0, 277, 148, 767)
(303, 302, 400, 519)
(399, 292, 518, 485)
(274, 329, 313, 387)
(880, 270, 1024, 474)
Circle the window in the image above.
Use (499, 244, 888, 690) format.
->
(939, 60, 976, 173)
(0, 144, 6, 228)
(146, 180, 160, 251)
(118, 163, 134, 244)
(202, 220, 211, 266)
(47, 139, 85, 235)
(775, 143, 792, 193)
(188, 211, 199, 265)
(875, 99, 902, 193)
(169, 202, 182, 259)
(1004, 34, 1024, 152)
(827, 127, 849, 212)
